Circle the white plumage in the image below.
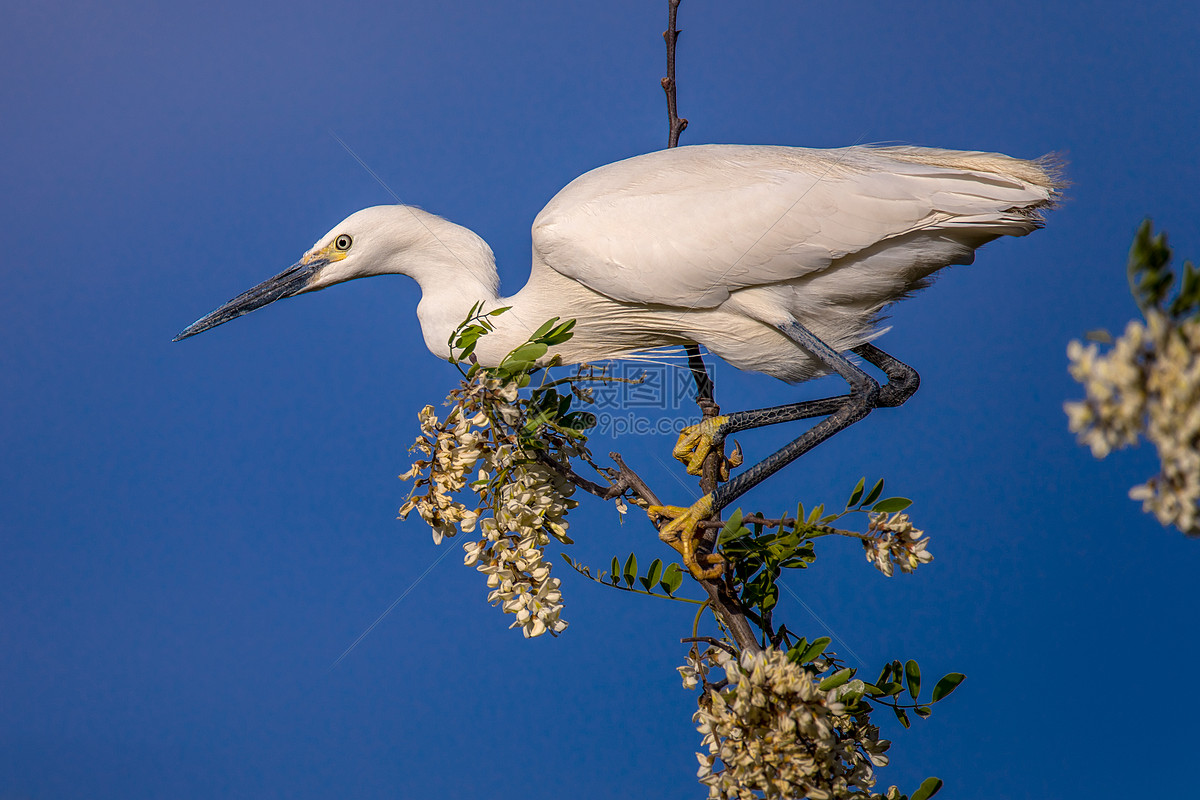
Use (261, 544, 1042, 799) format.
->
(176, 144, 1060, 382)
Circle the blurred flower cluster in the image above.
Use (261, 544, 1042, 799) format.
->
(400, 370, 584, 637)
(690, 647, 897, 800)
(1066, 313, 1200, 534)
(862, 512, 933, 577)
(1066, 220, 1200, 536)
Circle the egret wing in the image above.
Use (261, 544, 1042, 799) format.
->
(531, 144, 1056, 309)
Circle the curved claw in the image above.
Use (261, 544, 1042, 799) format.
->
(647, 495, 725, 580)
(672, 415, 730, 475)
(719, 440, 744, 481)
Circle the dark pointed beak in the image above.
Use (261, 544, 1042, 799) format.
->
(173, 257, 329, 342)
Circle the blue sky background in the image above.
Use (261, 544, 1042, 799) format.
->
(3, 1, 1199, 797)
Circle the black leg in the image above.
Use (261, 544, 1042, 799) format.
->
(708, 321, 880, 512)
(718, 342, 918, 434)
(653, 325, 921, 578)
(671, 341, 920, 475)
(857, 343, 920, 408)
(685, 343, 715, 405)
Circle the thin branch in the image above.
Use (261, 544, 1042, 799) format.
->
(682, 636, 740, 657)
(650, 0, 758, 654)
(661, 0, 689, 148)
(697, 515, 872, 541)
(663, 0, 715, 412)
(564, 556, 706, 605)
(532, 449, 624, 500)
(608, 452, 660, 505)
(609, 450, 761, 653)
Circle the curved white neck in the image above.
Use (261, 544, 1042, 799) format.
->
(390, 208, 611, 368)
(391, 210, 523, 363)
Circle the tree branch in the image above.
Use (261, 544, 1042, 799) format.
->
(609, 449, 761, 653)
(532, 449, 625, 500)
(661, 0, 689, 148)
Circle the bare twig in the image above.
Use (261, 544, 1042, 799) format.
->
(532, 449, 625, 500)
(661, 0, 689, 148)
(682, 636, 741, 657)
(697, 515, 869, 541)
(608, 452, 660, 506)
(564, 556, 706, 605)
(663, 1, 715, 411)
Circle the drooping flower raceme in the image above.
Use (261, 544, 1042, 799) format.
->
(1066, 312, 1200, 535)
(400, 371, 586, 637)
(861, 512, 933, 577)
(689, 647, 899, 800)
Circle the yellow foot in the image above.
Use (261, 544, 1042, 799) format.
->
(647, 495, 726, 580)
(723, 440, 744, 481)
(673, 415, 730, 475)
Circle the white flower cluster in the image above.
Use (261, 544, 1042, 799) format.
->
(862, 513, 932, 577)
(399, 373, 581, 637)
(690, 648, 897, 800)
(1066, 312, 1200, 534)
(678, 644, 740, 691)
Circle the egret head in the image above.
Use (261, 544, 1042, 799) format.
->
(173, 205, 460, 342)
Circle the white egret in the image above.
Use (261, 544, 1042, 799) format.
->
(176, 144, 1060, 577)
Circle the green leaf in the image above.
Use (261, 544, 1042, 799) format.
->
(872, 497, 913, 514)
(639, 558, 664, 591)
(610, 556, 621, 584)
(1172, 259, 1200, 319)
(862, 478, 884, 507)
(893, 706, 910, 729)
(931, 673, 966, 702)
(545, 319, 576, 344)
(1127, 219, 1187, 315)
(818, 668, 854, 691)
(530, 317, 561, 340)
(760, 581, 778, 611)
(508, 341, 549, 364)
(807, 504, 825, 523)
(839, 679, 866, 705)
(781, 551, 815, 569)
(622, 553, 637, 588)
(846, 477, 866, 508)
(660, 562, 683, 595)
(905, 659, 921, 701)
(718, 510, 750, 545)
(911, 777, 944, 800)
(486, 306, 512, 317)
(876, 663, 893, 687)
(914, 705, 932, 719)
(741, 572, 767, 607)
(878, 681, 904, 697)
(799, 637, 831, 664)
(645, 558, 663, 587)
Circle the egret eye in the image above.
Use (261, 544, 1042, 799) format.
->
(334, 234, 353, 251)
